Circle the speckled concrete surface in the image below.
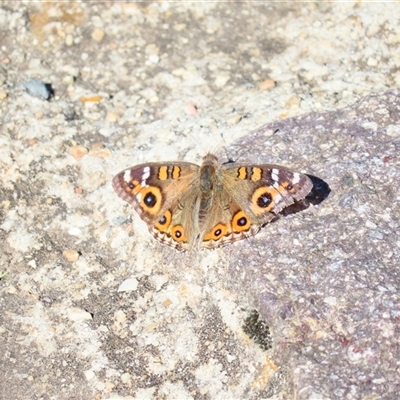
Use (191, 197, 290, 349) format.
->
(1, 2, 400, 399)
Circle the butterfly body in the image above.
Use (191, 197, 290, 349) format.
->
(112, 153, 313, 251)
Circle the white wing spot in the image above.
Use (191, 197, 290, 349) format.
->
(123, 170, 131, 183)
(292, 173, 300, 184)
(271, 168, 279, 182)
(142, 167, 150, 179)
(141, 167, 150, 186)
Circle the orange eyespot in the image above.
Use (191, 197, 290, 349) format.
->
(170, 225, 187, 242)
(139, 186, 162, 215)
(204, 223, 228, 241)
(251, 187, 277, 214)
(281, 180, 294, 192)
(232, 211, 251, 232)
(155, 210, 172, 232)
(125, 179, 141, 194)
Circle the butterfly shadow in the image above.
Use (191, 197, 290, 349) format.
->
(279, 174, 331, 217)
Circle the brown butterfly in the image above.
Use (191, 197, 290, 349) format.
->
(112, 153, 313, 251)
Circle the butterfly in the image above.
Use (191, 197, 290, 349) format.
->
(112, 153, 313, 251)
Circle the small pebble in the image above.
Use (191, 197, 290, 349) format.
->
(84, 370, 95, 381)
(65, 34, 74, 46)
(228, 115, 243, 125)
(69, 144, 88, 159)
(285, 95, 302, 109)
(67, 307, 92, 322)
(63, 249, 80, 262)
(186, 102, 198, 115)
(148, 54, 159, 64)
(22, 80, 53, 100)
(105, 111, 120, 122)
(90, 143, 111, 158)
(121, 373, 132, 385)
(259, 79, 276, 90)
(214, 74, 230, 88)
(91, 28, 105, 42)
(162, 299, 172, 307)
(118, 278, 138, 292)
(80, 95, 103, 103)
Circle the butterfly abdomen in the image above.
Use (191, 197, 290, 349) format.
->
(198, 163, 217, 226)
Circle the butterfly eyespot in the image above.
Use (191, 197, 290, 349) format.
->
(232, 211, 251, 232)
(139, 186, 162, 215)
(155, 210, 172, 232)
(251, 187, 277, 213)
(281, 181, 294, 192)
(125, 179, 141, 194)
(204, 223, 228, 241)
(170, 225, 187, 242)
(256, 192, 272, 208)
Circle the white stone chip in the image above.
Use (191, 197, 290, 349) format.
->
(67, 307, 93, 322)
(118, 278, 139, 292)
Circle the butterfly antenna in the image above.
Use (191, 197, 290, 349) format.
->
(174, 116, 207, 160)
(181, 125, 203, 152)
(217, 119, 248, 163)
(212, 132, 233, 163)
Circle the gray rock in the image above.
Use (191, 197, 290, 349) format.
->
(223, 89, 400, 399)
